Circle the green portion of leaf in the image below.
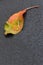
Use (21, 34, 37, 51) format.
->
(4, 23, 12, 31)
(4, 20, 22, 34)
(4, 23, 9, 30)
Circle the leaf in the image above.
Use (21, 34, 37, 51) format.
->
(4, 5, 39, 35)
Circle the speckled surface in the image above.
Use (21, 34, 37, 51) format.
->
(0, 0, 43, 65)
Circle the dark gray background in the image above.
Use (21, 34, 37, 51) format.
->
(0, 0, 43, 65)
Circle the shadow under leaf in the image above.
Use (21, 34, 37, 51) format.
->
(4, 33, 14, 38)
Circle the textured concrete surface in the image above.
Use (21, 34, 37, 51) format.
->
(0, 0, 43, 65)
